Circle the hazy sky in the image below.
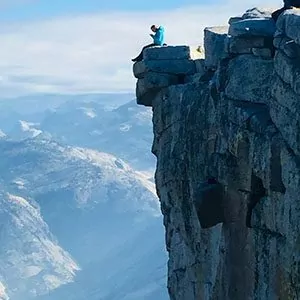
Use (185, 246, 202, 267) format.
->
(0, 0, 282, 97)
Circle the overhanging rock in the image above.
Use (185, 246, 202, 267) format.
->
(133, 7, 300, 300)
(133, 45, 204, 107)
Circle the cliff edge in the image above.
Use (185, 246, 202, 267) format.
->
(133, 8, 300, 300)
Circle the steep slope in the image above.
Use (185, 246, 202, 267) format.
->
(133, 8, 300, 300)
(39, 100, 155, 170)
(0, 192, 79, 300)
(0, 136, 167, 300)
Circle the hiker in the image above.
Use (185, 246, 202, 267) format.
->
(132, 25, 165, 62)
(272, 0, 300, 21)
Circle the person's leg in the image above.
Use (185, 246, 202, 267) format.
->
(132, 44, 155, 62)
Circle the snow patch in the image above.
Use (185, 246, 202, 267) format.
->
(22, 266, 42, 278)
(0, 129, 6, 138)
(19, 120, 42, 138)
(65, 147, 160, 215)
(7, 193, 30, 208)
(42, 275, 65, 290)
(79, 107, 97, 119)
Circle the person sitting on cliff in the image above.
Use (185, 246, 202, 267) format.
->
(272, 0, 300, 21)
(132, 25, 165, 62)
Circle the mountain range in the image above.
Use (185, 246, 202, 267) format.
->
(0, 93, 167, 300)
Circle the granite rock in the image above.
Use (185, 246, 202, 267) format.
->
(229, 18, 276, 37)
(134, 7, 300, 300)
(204, 26, 228, 69)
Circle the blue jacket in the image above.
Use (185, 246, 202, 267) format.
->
(152, 26, 165, 46)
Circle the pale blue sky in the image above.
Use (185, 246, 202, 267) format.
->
(0, 0, 281, 96)
(0, 0, 221, 20)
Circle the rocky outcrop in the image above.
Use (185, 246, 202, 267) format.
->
(133, 7, 300, 300)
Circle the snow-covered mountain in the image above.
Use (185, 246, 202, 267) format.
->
(38, 99, 155, 171)
(0, 281, 8, 300)
(0, 95, 154, 171)
(0, 94, 167, 300)
(0, 192, 79, 300)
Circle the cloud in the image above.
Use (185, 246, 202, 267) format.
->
(0, 0, 282, 97)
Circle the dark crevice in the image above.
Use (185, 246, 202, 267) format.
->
(193, 178, 225, 229)
(246, 173, 266, 228)
(177, 74, 186, 84)
(200, 69, 215, 82)
(270, 142, 286, 193)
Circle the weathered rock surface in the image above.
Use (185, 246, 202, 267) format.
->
(204, 26, 228, 69)
(229, 18, 276, 37)
(133, 46, 204, 107)
(133, 7, 300, 300)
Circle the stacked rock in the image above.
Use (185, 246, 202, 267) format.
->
(271, 9, 300, 156)
(133, 46, 204, 106)
(204, 8, 276, 73)
(133, 7, 300, 300)
(227, 8, 276, 58)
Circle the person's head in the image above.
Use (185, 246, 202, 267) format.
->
(150, 25, 158, 32)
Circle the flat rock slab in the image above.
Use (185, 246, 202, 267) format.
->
(143, 45, 201, 61)
(133, 59, 197, 79)
(225, 55, 274, 104)
(229, 18, 276, 37)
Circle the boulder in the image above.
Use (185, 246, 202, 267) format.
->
(204, 26, 228, 69)
(229, 18, 276, 37)
(228, 7, 273, 25)
(241, 7, 272, 19)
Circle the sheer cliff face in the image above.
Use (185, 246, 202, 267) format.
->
(134, 8, 300, 300)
